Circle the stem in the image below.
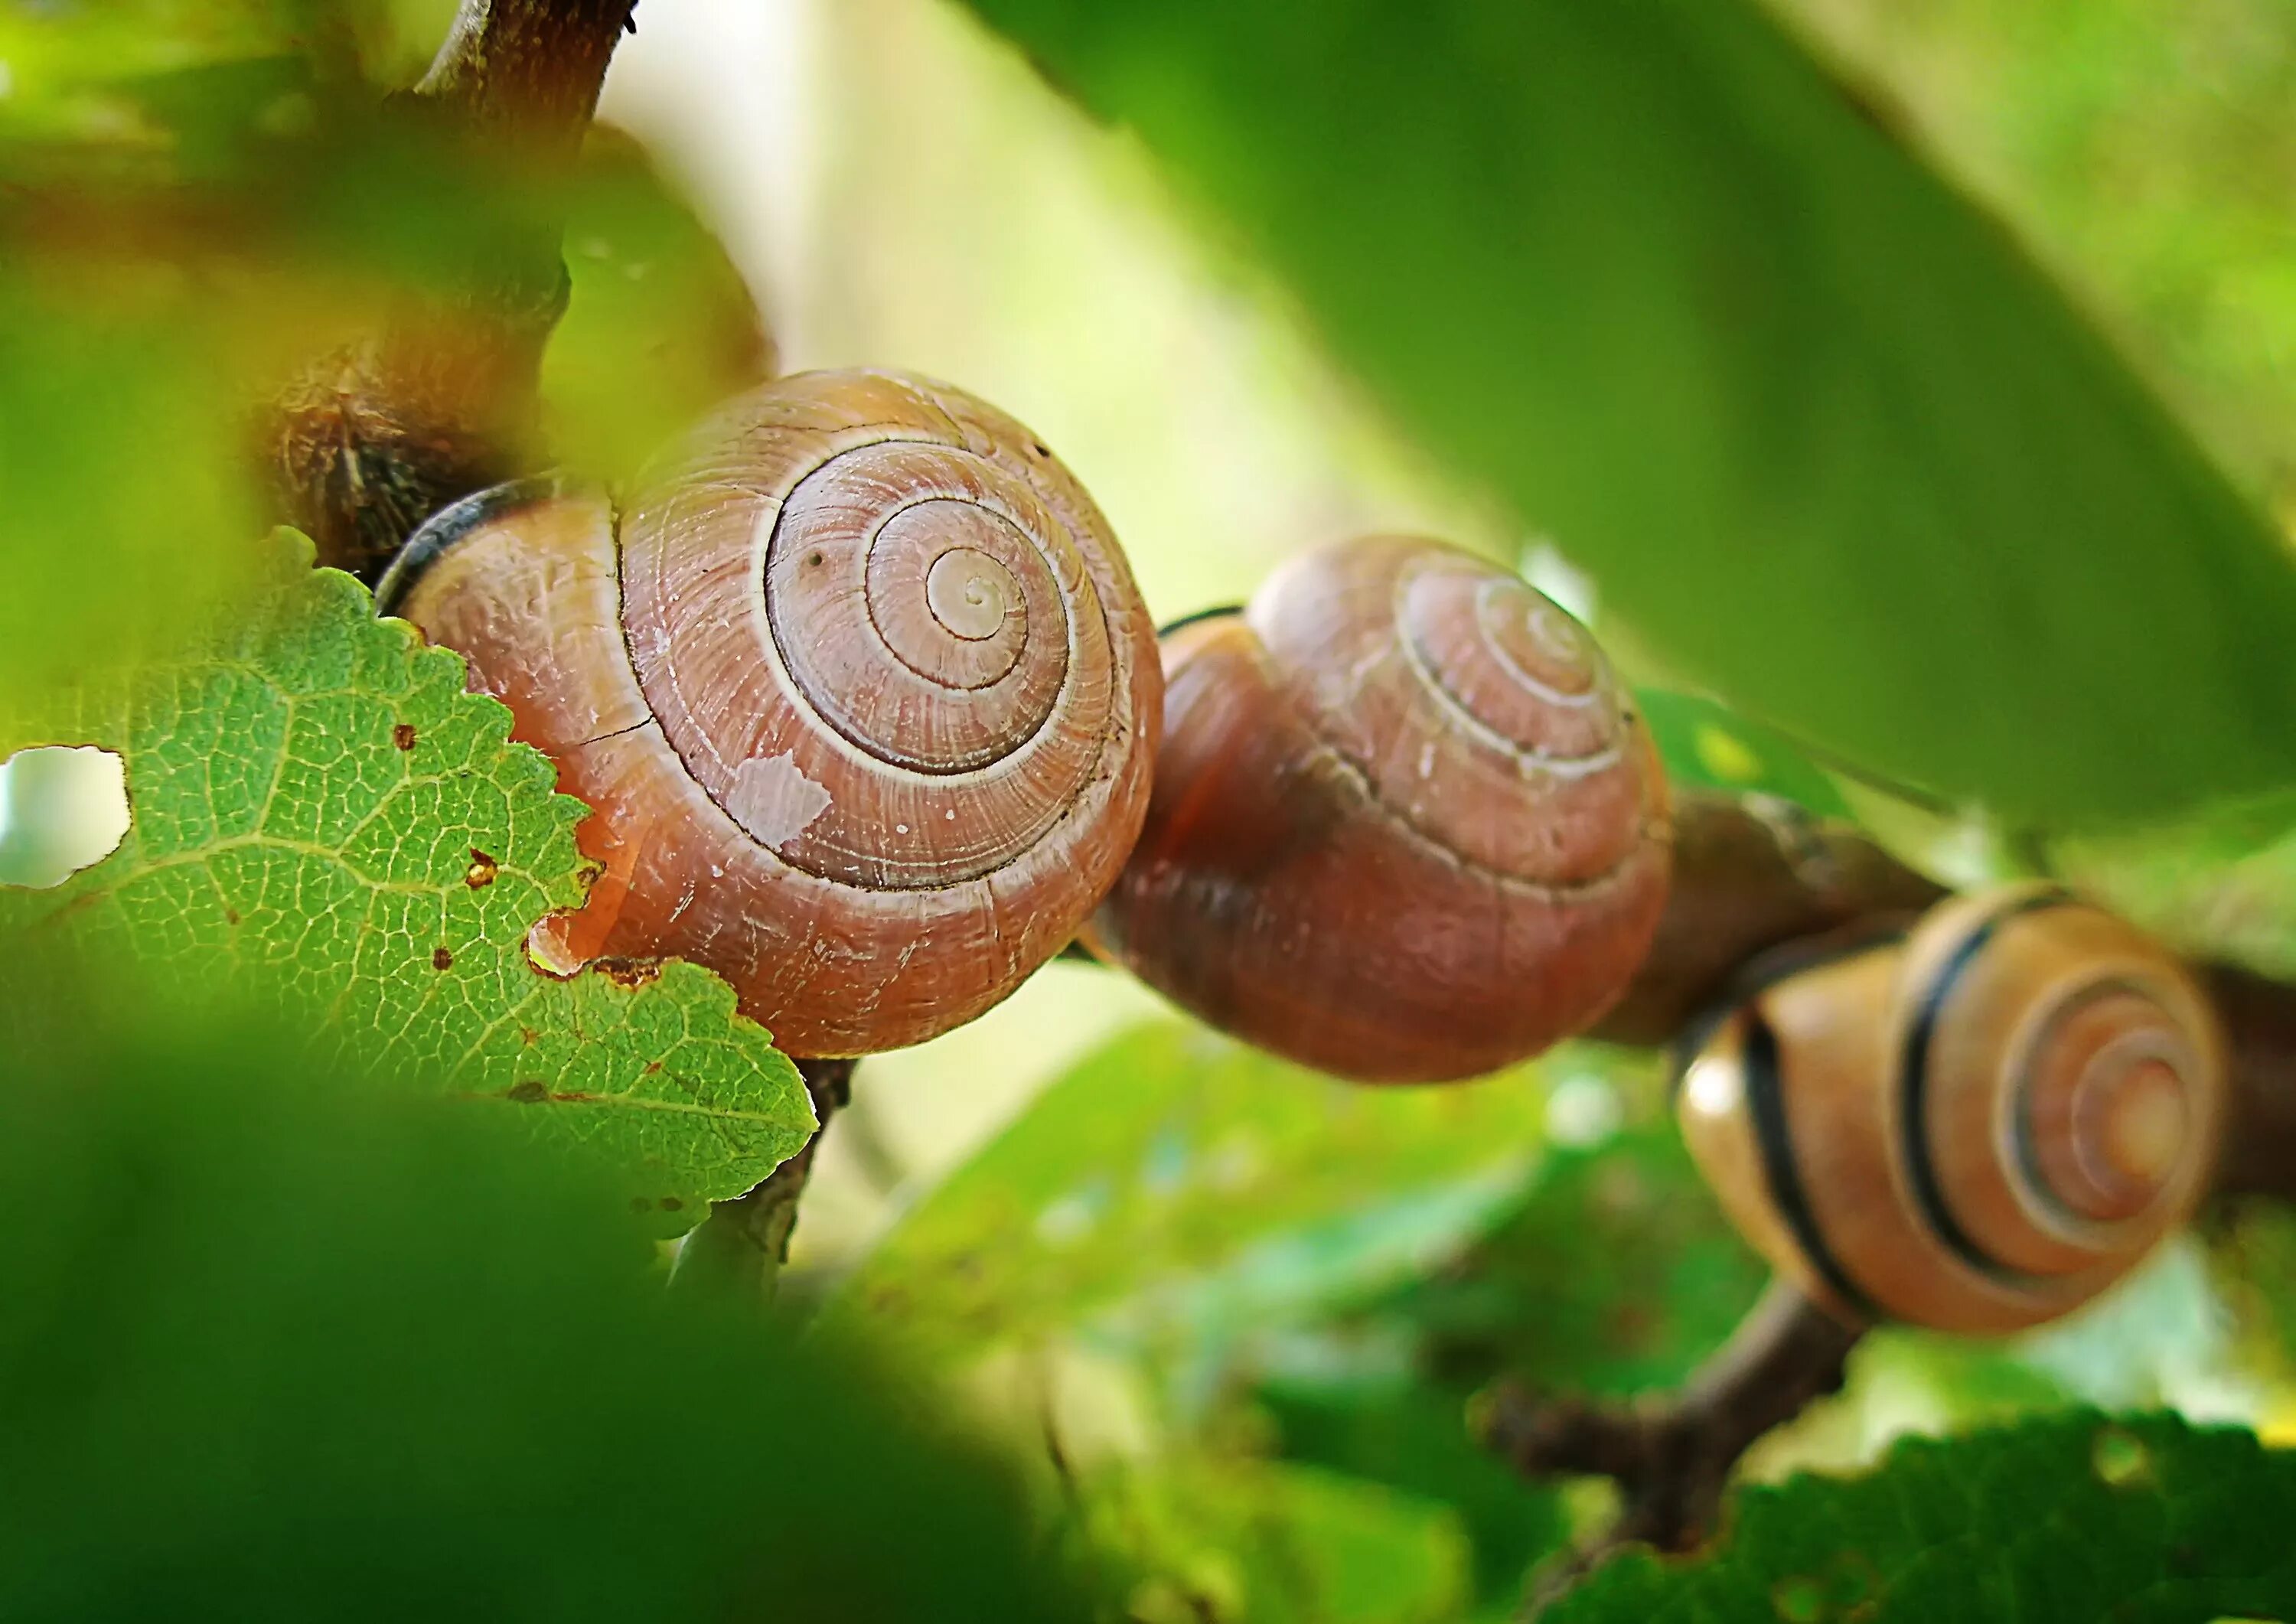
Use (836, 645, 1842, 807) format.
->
(417, 0, 640, 161)
(1588, 791, 1948, 1047)
(2200, 963, 2296, 1202)
(1476, 1281, 1861, 1595)
(667, 1058, 853, 1301)
(266, 0, 641, 579)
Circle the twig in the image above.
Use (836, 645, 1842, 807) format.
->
(1588, 791, 1948, 1047)
(2200, 963, 2296, 1202)
(416, 0, 640, 161)
(1475, 1281, 1861, 1603)
(267, 0, 641, 579)
(666, 1057, 853, 1301)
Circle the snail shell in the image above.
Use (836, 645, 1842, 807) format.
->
(1676, 885, 2226, 1332)
(1087, 535, 1672, 1083)
(380, 369, 1161, 1057)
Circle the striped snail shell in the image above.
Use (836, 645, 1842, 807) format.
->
(1086, 535, 1672, 1083)
(379, 369, 1161, 1057)
(1675, 885, 2226, 1333)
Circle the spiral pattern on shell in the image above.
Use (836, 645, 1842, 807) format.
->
(1251, 536, 1651, 890)
(1675, 886, 2226, 1333)
(618, 370, 1130, 892)
(1088, 535, 1671, 1084)
(381, 369, 1160, 1057)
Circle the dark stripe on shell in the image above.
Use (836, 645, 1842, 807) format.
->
(1898, 887, 2073, 1277)
(1743, 1009, 1880, 1322)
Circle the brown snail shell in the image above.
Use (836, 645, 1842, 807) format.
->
(1086, 535, 1672, 1083)
(1675, 885, 2226, 1333)
(380, 369, 1162, 1057)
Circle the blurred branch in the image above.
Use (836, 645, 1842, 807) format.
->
(266, 0, 639, 580)
(2200, 964, 2296, 1203)
(1476, 1280, 1861, 1601)
(418, 0, 640, 162)
(667, 1057, 854, 1301)
(1587, 791, 1949, 1047)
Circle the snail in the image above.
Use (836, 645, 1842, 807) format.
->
(377, 368, 1161, 1057)
(1674, 884, 2226, 1333)
(1084, 535, 1672, 1084)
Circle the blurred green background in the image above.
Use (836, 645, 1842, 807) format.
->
(11, 1, 2296, 1619)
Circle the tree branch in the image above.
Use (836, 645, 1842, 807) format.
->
(666, 1058, 853, 1301)
(2200, 962, 2296, 1202)
(1589, 792, 1949, 1047)
(417, 0, 639, 161)
(1476, 1280, 1861, 1600)
(267, 0, 640, 580)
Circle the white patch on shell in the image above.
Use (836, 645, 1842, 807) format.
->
(726, 751, 833, 850)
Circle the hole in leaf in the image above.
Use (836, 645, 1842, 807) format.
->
(0, 745, 129, 889)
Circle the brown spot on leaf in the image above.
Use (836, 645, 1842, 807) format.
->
(657, 1197, 683, 1213)
(431, 946, 453, 971)
(519, 1026, 539, 1047)
(642, 1060, 663, 1075)
(464, 849, 497, 889)
(504, 1079, 548, 1104)
(224, 908, 241, 926)
(392, 722, 417, 751)
(595, 957, 661, 990)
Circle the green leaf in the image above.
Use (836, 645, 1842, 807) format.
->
(1068, 1456, 1472, 1624)
(543, 126, 775, 485)
(0, 1009, 1089, 1623)
(959, 0, 2296, 826)
(0, 279, 264, 703)
(2057, 793, 2296, 977)
(2206, 1200, 2296, 1395)
(0, 534, 811, 1222)
(1257, 1375, 1565, 1609)
(828, 1022, 1544, 1364)
(1634, 690, 1849, 819)
(1548, 1412, 2296, 1623)
(1380, 1122, 1770, 1400)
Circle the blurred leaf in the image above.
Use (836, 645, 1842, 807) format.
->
(961, 0, 2296, 826)
(2056, 793, 2296, 975)
(1381, 1123, 1769, 1400)
(542, 126, 774, 484)
(1773, 1, 2296, 517)
(1068, 1456, 1471, 1624)
(2206, 1200, 2296, 1391)
(0, 534, 811, 1223)
(0, 1009, 1089, 1623)
(1634, 689, 1849, 818)
(0, 277, 264, 699)
(1547, 1412, 2296, 1622)
(1257, 1375, 1564, 1609)
(830, 1022, 1544, 1365)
